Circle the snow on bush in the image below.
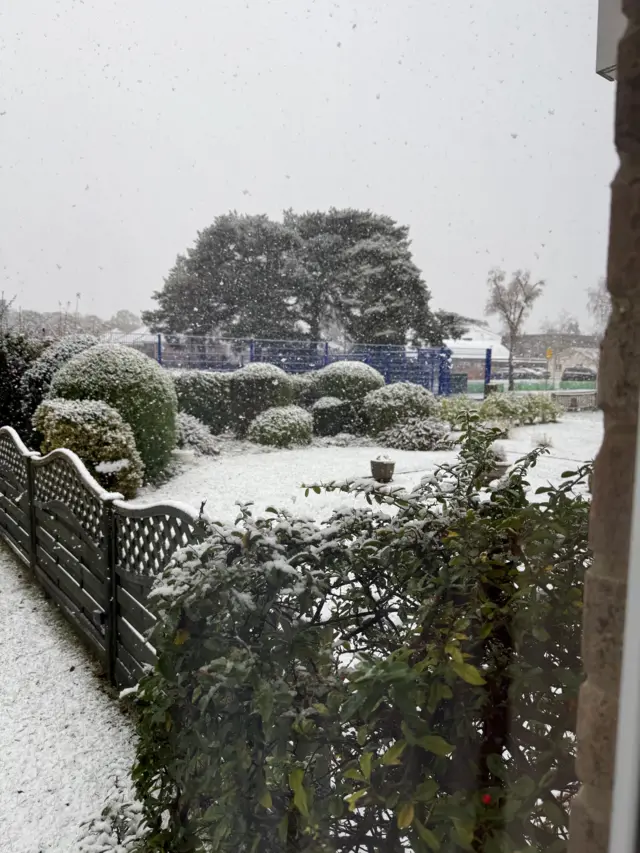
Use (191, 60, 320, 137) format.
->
(0, 331, 46, 437)
(479, 392, 561, 426)
(311, 360, 385, 402)
(363, 381, 437, 434)
(377, 416, 452, 451)
(247, 405, 313, 448)
(230, 362, 293, 435)
(437, 394, 480, 428)
(77, 775, 146, 852)
(33, 398, 144, 498)
(50, 344, 178, 480)
(311, 396, 357, 436)
(172, 369, 232, 435)
(21, 333, 99, 426)
(176, 412, 220, 456)
(289, 371, 317, 407)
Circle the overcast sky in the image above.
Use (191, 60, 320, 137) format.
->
(1, 0, 616, 332)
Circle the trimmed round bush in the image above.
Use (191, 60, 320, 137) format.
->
(172, 370, 232, 434)
(33, 398, 144, 498)
(247, 405, 313, 448)
(378, 416, 451, 451)
(311, 396, 356, 437)
(363, 381, 437, 434)
(311, 361, 385, 402)
(230, 363, 293, 435)
(21, 333, 99, 425)
(50, 344, 178, 480)
(289, 371, 317, 407)
(176, 412, 219, 456)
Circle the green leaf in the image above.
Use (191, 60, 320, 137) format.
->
(174, 629, 190, 645)
(289, 768, 309, 817)
(344, 768, 364, 781)
(381, 739, 407, 765)
(360, 752, 372, 781)
(452, 818, 474, 850)
(486, 753, 508, 781)
(414, 819, 441, 850)
(542, 800, 566, 827)
(345, 788, 368, 811)
(277, 815, 288, 843)
(450, 660, 486, 685)
(357, 726, 368, 746)
(415, 778, 439, 802)
(397, 803, 415, 829)
(258, 789, 272, 809)
(418, 735, 454, 756)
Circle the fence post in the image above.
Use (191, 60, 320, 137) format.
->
(156, 334, 163, 366)
(249, 339, 255, 362)
(103, 499, 118, 686)
(26, 455, 38, 573)
(438, 348, 452, 396)
(484, 348, 492, 396)
(323, 341, 329, 366)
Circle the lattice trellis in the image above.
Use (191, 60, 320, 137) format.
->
(32, 455, 105, 548)
(0, 429, 28, 491)
(114, 510, 205, 577)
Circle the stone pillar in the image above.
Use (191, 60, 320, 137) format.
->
(569, 4, 640, 852)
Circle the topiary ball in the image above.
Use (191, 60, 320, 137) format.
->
(311, 361, 385, 402)
(290, 371, 318, 408)
(33, 398, 144, 499)
(247, 405, 313, 448)
(230, 363, 294, 435)
(172, 370, 232, 434)
(50, 343, 178, 480)
(363, 382, 437, 434)
(311, 396, 356, 437)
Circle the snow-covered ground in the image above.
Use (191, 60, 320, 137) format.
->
(0, 543, 135, 853)
(136, 412, 603, 523)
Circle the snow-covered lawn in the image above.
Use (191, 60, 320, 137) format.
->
(136, 412, 603, 523)
(0, 543, 135, 853)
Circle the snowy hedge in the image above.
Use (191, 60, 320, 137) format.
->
(176, 412, 219, 456)
(172, 370, 232, 434)
(363, 381, 437, 434)
(50, 344, 178, 480)
(230, 362, 293, 435)
(479, 392, 561, 426)
(311, 360, 385, 402)
(33, 398, 144, 498)
(20, 333, 99, 427)
(437, 394, 480, 429)
(0, 331, 46, 437)
(311, 396, 357, 436)
(246, 405, 313, 448)
(378, 416, 452, 451)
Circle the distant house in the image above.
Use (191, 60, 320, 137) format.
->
(444, 324, 509, 380)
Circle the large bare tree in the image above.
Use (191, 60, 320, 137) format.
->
(485, 268, 545, 390)
(586, 276, 610, 341)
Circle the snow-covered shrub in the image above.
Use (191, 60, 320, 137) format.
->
(363, 381, 437, 434)
(311, 396, 357, 436)
(0, 331, 45, 437)
(289, 371, 317, 407)
(246, 405, 312, 448)
(130, 423, 591, 853)
(437, 394, 480, 428)
(311, 360, 385, 403)
(33, 399, 144, 498)
(479, 392, 526, 425)
(50, 344, 177, 480)
(21, 333, 98, 426)
(172, 369, 232, 434)
(77, 775, 146, 852)
(230, 362, 293, 435)
(377, 416, 452, 451)
(176, 412, 219, 456)
(518, 393, 562, 425)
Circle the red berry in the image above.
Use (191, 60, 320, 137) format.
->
(482, 794, 492, 805)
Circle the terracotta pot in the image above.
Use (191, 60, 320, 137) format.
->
(371, 459, 395, 483)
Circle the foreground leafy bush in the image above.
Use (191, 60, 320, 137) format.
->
(378, 416, 452, 451)
(311, 396, 358, 437)
(176, 413, 219, 456)
(438, 395, 480, 429)
(34, 398, 144, 498)
(312, 360, 385, 403)
(172, 370, 232, 435)
(131, 423, 590, 853)
(363, 381, 437, 434)
(247, 405, 313, 448)
(230, 363, 294, 435)
(50, 344, 178, 480)
(21, 333, 98, 426)
(0, 332, 46, 436)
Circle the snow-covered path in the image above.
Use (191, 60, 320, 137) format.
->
(0, 543, 135, 853)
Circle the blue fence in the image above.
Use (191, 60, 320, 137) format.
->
(108, 334, 453, 395)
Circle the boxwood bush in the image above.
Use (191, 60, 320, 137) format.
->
(363, 381, 437, 434)
(377, 415, 452, 451)
(50, 344, 178, 480)
(311, 360, 385, 402)
(172, 370, 232, 435)
(176, 412, 219, 456)
(479, 392, 561, 426)
(33, 398, 144, 498)
(437, 395, 480, 429)
(230, 363, 293, 435)
(289, 371, 317, 407)
(311, 396, 357, 436)
(130, 424, 590, 853)
(0, 331, 46, 437)
(246, 405, 313, 448)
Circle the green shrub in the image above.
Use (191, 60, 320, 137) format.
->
(176, 413, 219, 456)
(312, 360, 385, 402)
(0, 332, 46, 437)
(50, 344, 178, 480)
(172, 370, 232, 434)
(246, 405, 313, 448)
(363, 381, 437, 434)
(33, 398, 144, 498)
(131, 424, 590, 853)
(378, 415, 452, 451)
(437, 394, 480, 429)
(230, 363, 293, 435)
(289, 371, 317, 407)
(518, 393, 562, 424)
(479, 392, 561, 426)
(21, 333, 99, 426)
(311, 396, 357, 436)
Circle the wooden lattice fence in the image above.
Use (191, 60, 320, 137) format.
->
(0, 426, 208, 687)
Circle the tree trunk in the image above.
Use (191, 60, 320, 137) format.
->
(507, 341, 515, 392)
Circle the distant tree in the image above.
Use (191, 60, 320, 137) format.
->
(109, 309, 141, 333)
(485, 268, 545, 390)
(434, 311, 489, 341)
(587, 277, 610, 341)
(540, 310, 581, 336)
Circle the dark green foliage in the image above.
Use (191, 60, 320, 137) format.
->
(50, 344, 178, 480)
(290, 372, 318, 407)
(311, 396, 357, 436)
(230, 363, 294, 436)
(312, 361, 385, 403)
(131, 423, 589, 853)
(0, 332, 45, 436)
(172, 370, 233, 435)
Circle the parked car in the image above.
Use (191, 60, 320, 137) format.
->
(561, 366, 597, 382)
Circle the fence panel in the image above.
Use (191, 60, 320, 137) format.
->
(0, 428, 32, 561)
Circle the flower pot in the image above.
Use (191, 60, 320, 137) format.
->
(371, 459, 395, 483)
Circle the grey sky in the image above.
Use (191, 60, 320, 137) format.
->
(1, 0, 615, 332)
